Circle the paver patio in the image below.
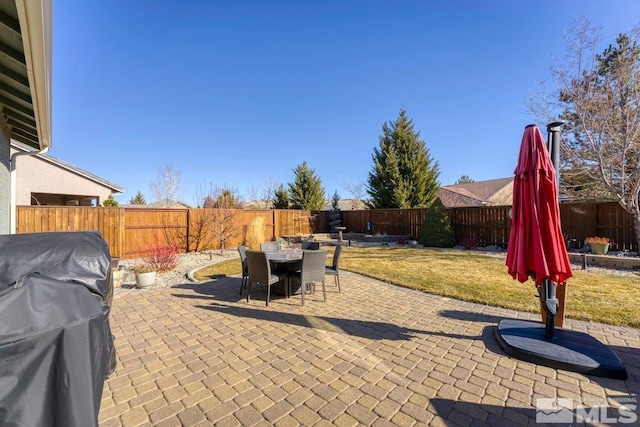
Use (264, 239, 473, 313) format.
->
(100, 271, 640, 426)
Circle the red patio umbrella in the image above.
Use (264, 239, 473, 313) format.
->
(506, 125, 572, 287)
(498, 125, 626, 377)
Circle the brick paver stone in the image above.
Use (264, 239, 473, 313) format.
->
(99, 271, 639, 426)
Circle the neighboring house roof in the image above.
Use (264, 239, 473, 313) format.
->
(11, 141, 123, 193)
(1, 0, 52, 151)
(242, 199, 367, 211)
(322, 199, 367, 211)
(439, 177, 513, 208)
(145, 200, 193, 209)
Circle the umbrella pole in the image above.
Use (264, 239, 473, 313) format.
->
(542, 121, 565, 339)
(541, 279, 557, 339)
(547, 121, 564, 191)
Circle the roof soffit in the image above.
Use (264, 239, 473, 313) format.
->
(0, 0, 51, 150)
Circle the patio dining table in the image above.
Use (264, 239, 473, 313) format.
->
(266, 249, 303, 264)
(266, 249, 303, 295)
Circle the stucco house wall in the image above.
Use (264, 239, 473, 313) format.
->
(10, 144, 122, 206)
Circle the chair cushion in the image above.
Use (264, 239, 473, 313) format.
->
(269, 273, 283, 284)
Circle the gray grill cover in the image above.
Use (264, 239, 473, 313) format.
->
(0, 231, 116, 427)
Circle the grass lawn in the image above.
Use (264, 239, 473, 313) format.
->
(193, 246, 640, 328)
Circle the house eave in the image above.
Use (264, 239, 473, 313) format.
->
(6, 0, 52, 151)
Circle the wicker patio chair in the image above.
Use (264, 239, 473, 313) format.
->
(245, 250, 286, 306)
(290, 250, 327, 306)
(237, 245, 249, 295)
(302, 241, 320, 250)
(325, 244, 343, 292)
(260, 241, 281, 252)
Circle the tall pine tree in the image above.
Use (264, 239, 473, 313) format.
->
(288, 161, 325, 210)
(272, 185, 290, 209)
(367, 109, 440, 208)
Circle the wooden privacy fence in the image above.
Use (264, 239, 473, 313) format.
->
(341, 209, 427, 238)
(560, 202, 637, 251)
(339, 202, 637, 252)
(446, 202, 637, 251)
(16, 206, 126, 256)
(15, 201, 639, 257)
(16, 206, 316, 259)
(447, 206, 511, 248)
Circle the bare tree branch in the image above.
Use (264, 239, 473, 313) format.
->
(247, 175, 279, 209)
(149, 163, 183, 207)
(192, 182, 243, 254)
(528, 18, 640, 247)
(342, 181, 367, 209)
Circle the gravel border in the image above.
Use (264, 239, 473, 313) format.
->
(115, 251, 238, 294)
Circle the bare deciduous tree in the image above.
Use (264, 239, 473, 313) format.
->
(342, 181, 367, 209)
(149, 163, 183, 207)
(190, 182, 243, 254)
(247, 175, 280, 209)
(528, 18, 640, 247)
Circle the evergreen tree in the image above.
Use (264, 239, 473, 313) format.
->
(103, 195, 119, 207)
(455, 175, 475, 185)
(331, 190, 340, 210)
(272, 185, 290, 209)
(129, 191, 146, 205)
(367, 109, 440, 208)
(419, 198, 455, 248)
(213, 188, 241, 208)
(288, 161, 325, 210)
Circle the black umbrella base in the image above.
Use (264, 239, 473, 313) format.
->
(496, 319, 627, 380)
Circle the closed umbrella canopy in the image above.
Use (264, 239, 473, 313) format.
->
(506, 125, 572, 286)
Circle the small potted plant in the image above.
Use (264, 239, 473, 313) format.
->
(133, 264, 157, 288)
(584, 236, 612, 255)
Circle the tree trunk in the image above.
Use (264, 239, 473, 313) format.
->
(632, 207, 640, 253)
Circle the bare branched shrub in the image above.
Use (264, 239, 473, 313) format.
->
(186, 208, 215, 252)
(192, 182, 243, 254)
(143, 233, 178, 272)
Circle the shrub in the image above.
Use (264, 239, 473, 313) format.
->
(144, 245, 178, 273)
(142, 234, 178, 272)
(461, 237, 479, 250)
(419, 198, 455, 248)
(245, 216, 265, 250)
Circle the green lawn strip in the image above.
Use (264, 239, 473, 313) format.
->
(194, 258, 241, 280)
(193, 246, 640, 328)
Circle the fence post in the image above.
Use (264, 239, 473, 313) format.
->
(185, 209, 190, 253)
(273, 210, 277, 239)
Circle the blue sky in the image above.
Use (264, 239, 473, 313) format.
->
(52, 1, 640, 205)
